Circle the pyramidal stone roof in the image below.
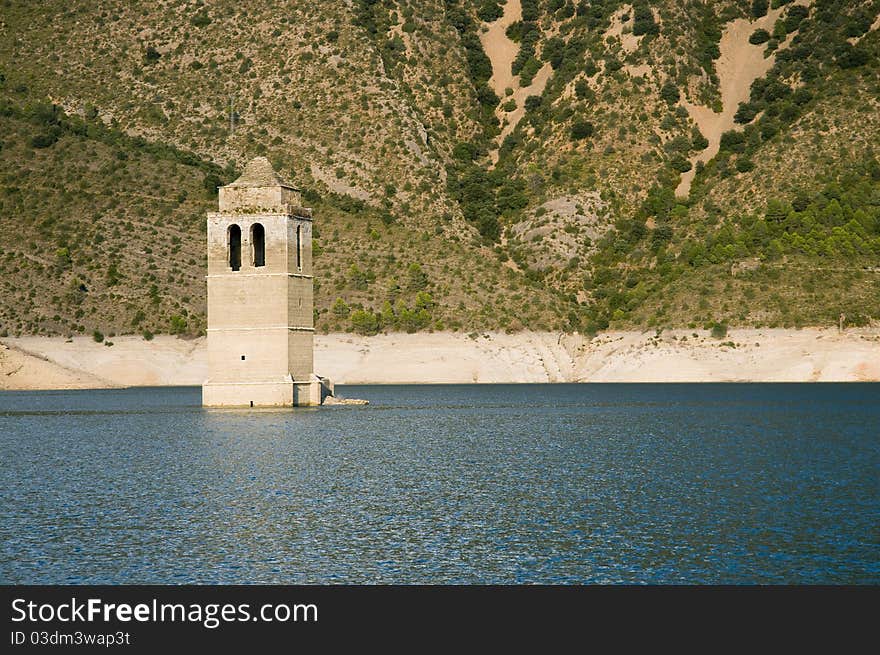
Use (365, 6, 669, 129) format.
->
(228, 156, 293, 188)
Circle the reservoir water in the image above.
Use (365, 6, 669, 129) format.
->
(1, 383, 877, 584)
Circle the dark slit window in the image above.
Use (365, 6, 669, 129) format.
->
(296, 225, 302, 270)
(228, 224, 241, 271)
(251, 223, 265, 267)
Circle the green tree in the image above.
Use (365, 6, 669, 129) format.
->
(415, 291, 434, 311)
(765, 199, 791, 222)
(542, 37, 565, 69)
(407, 263, 428, 291)
(380, 300, 395, 328)
(332, 297, 350, 317)
(349, 264, 374, 290)
(351, 309, 379, 335)
(477, 1, 503, 22)
(203, 173, 221, 196)
(632, 3, 659, 36)
(749, 28, 770, 45)
(659, 81, 680, 105)
(571, 120, 594, 140)
(144, 46, 161, 63)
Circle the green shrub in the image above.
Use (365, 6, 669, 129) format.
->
(518, 57, 541, 85)
(505, 20, 523, 42)
(190, 11, 211, 27)
(543, 37, 565, 69)
(31, 131, 59, 148)
(332, 297, 351, 317)
(710, 322, 728, 339)
(783, 5, 809, 33)
(477, 1, 503, 22)
(524, 95, 542, 111)
(735, 158, 755, 173)
(520, 0, 540, 22)
(691, 128, 709, 151)
(659, 82, 680, 105)
(835, 44, 869, 69)
(749, 29, 770, 45)
(632, 3, 659, 36)
(720, 130, 746, 153)
(93, 330, 104, 343)
(604, 56, 622, 73)
(169, 314, 187, 334)
(571, 120, 594, 140)
(670, 156, 692, 173)
(734, 102, 759, 124)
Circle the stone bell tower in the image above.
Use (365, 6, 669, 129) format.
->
(202, 157, 331, 407)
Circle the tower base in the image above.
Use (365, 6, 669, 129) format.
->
(202, 375, 333, 408)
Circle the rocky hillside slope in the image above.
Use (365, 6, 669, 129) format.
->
(0, 0, 878, 337)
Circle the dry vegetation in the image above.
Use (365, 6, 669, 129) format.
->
(0, 0, 878, 337)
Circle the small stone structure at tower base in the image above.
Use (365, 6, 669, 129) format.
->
(202, 157, 334, 407)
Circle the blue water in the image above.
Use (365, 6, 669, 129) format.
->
(0, 384, 877, 584)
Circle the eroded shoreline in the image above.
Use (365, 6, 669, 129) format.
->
(1, 328, 878, 390)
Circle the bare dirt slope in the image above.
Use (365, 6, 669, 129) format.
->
(676, 2, 811, 197)
(0, 342, 116, 390)
(2, 337, 206, 388)
(494, 63, 553, 158)
(480, 0, 522, 97)
(479, 0, 555, 163)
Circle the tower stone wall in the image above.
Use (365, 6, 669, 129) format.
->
(202, 157, 329, 407)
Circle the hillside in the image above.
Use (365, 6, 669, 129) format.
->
(0, 0, 878, 338)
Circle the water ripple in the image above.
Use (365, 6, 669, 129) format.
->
(1, 383, 878, 584)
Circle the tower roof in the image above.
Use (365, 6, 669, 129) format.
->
(227, 157, 296, 189)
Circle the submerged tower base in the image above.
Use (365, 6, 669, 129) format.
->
(202, 375, 334, 408)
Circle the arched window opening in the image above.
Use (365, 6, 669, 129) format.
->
(228, 224, 241, 271)
(296, 225, 302, 271)
(251, 223, 265, 267)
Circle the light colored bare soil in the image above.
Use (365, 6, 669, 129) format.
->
(479, 0, 522, 98)
(478, 1, 555, 163)
(0, 341, 117, 390)
(675, 2, 811, 198)
(3, 327, 878, 389)
(494, 63, 553, 159)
